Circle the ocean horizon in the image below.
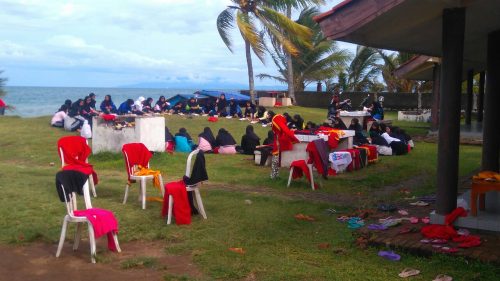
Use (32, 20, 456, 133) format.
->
(2, 86, 244, 117)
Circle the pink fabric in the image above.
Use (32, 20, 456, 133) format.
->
(218, 145, 237, 154)
(73, 208, 119, 251)
(51, 111, 67, 125)
(198, 137, 212, 152)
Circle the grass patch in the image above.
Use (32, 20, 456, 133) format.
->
(0, 108, 496, 280)
(121, 256, 158, 269)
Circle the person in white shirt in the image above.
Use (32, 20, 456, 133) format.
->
(134, 96, 145, 112)
(51, 105, 68, 128)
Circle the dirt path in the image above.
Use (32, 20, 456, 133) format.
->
(0, 240, 202, 281)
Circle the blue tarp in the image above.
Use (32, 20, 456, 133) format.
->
(195, 90, 252, 102)
(166, 93, 207, 106)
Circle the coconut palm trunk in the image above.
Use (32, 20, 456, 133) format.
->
(285, 5, 296, 104)
(245, 39, 256, 103)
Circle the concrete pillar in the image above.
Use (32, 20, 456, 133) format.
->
(436, 8, 465, 215)
(477, 71, 485, 122)
(465, 69, 474, 125)
(431, 64, 441, 131)
(482, 30, 500, 172)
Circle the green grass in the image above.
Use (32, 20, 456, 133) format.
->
(0, 108, 497, 281)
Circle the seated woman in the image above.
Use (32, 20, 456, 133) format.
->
(244, 101, 256, 119)
(291, 114, 304, 130)
(187, 97, 202, 115)
(172, 102, 186, 115)
(81, 95, 99, 126)
(240, 125, 260, 155)
(154, 96, 170, 113)
(198, 127, 216, 152)
(369, 122, 389, 146)
(348, 118, 369, 145)
(215, 128, 237, 154)
(332, 116, 347, 130)
(260, 110, 275, 126)
(368, 101, 384, 120)
(228, 99, 242, 118)
(254, 130, 274, 166)
(380, 124, 407, 155)
(142, 97, 155, 113)
(51, 105, 68, 128)
(283, 113, 294, 129)
(100, 95, 117, 114)
(216, 94, 228, 117)
(165, 127, 175, 153)
(175, 127, 194, 152)
(118, 99, 134, 115)
(64, 99, 86, 131)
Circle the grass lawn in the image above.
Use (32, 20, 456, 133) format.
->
(0, 107, 497, 280)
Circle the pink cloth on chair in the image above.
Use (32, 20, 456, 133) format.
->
(74, 208, 119, 251)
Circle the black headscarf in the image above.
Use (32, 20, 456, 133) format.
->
(293, 114, 304, 129)
(241, 125, 261, 155)
(69, 99, 83, 117)
(165, 127, 174, 142)
(216, 128, 236, 146)
(348, 118, 363, 132)
(156, 96, 166, 106)
(199, 127, 216, 147)
(245, 125, 260, 143)
(263, 130, 274, 145)
(176, 127, 192, 140)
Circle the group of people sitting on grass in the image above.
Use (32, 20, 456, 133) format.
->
(165, 125, 274, 158)
(51, 93, 100, 132)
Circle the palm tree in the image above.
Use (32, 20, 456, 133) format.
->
(345, 46, 381, 91)
(376, 50, 417, 92)
(266, 0, 325, 103)
(216, 0, 312, 103)
(257, 7, 350, 94)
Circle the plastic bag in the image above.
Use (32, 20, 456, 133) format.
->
(80, 120, 92, 139)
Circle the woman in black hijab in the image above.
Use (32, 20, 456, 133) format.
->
(216, 128, 237, 154)
(263, 130, 274, 145)
(198, 127, 216, 152)
(349, 118, 369, 145)
(255, 130, 274, 165)
(176, 127, 192, 141)
(240, 125, 261, 155)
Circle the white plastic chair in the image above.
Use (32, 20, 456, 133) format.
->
(59, 142, 97, 198)
(167, 149, 207, 224)
(122, 147, 165, 210)
(287, 161, 315, 190)
(55, 180, 121, 263)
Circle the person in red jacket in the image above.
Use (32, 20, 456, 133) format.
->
(0, 98, 6, 115)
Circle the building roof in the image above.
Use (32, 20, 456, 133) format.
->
(393, 55, 440, 80)
(315, 0, 500, 73)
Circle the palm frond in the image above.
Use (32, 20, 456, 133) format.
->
(256, 73, 287, 84)
(236, 10, 266, 62)
(217, 8, 237, 52)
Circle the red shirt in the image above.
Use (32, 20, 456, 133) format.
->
(0, 99, 5, 107)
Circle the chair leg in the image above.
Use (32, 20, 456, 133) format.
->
(141, 178, 147, 210)
(287, 168, 293, 187)
(56, 218, 68, 258)
(123, 183, 130, 204)
(73, 222, 82, 251)
(309, 165, 315, 190)
(194, 188, 207, 219)
(87, 223, 96, 264)
(112, 232, 122, 253)
(159, 174, 165, 197)
(167, 195, 173, 225)
(89, 175, 97, 197)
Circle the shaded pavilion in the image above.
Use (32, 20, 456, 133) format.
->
(315, 0, 500, 230)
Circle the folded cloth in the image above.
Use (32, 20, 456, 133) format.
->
(329, 151, 352, 173)
(290, 160, 317, 189)
(73, 208, 119, 251)
(161, 180, 191, 225)
(134, 165, 162, 190)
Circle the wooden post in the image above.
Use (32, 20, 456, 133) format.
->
(431, 64, 441, 131)
(477, 71, 485, 122)
(436, 8, 465, 215)
(482, 30, 500, 172)
(465, 69, 474, 125)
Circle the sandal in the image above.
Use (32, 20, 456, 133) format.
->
(368, 224, 388, 230)
(410, 217, 419, 224)
(410, 201, 429, 206)
(337, 215, 350, 222)
(382, 218, 401, 227)
(432, 274, 453, 281)
(398, 209, 409, 216)
(398, 268, 420, 278)
(378, 250, 401, 261)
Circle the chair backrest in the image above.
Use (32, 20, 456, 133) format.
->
(60, 180, 92, 217)
(122, 143, 152, 177)
(58, 136, 91, 167)
(185, 149, 200, 177)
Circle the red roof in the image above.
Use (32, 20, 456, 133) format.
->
(313, 0, 355, 23)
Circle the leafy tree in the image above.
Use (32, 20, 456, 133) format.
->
(346, 46, 381, 92)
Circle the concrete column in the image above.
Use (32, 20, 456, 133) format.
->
(482, 30, 500, 172)
(477, 71, 485, 122)
(431, 64, 441, 131)
(465, 69, 474, 125)
(436, 8, 465, 215)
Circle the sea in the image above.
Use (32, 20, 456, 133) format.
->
(2, 86, 234, 117)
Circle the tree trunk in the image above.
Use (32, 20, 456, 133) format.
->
(286, 5, 296, 105)
(245, 39, 256, 103)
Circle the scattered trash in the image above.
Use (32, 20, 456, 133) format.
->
(368, 224, 388, 231)
(398, 209, 409, 216)
(432, 274, 453, 281)
(347, 217, 364, 229)
(49, 162, 55, 166)
(244, 199, 252, 205)
(398, 268, 420, 278)
(317, 243, 331, 249)
(294, 213, 315, 221)
(228, 247, 246, 254)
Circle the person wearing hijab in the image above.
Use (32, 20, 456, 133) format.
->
(172, 101, 186, 115)
(134, 96, 145, 112)
(198, 127, 216, 152)
(51, 104, 68, 128)
(58, 99, 72, 112)
(228, 99, 242, 118)
(244, 101, 256, 119)
(255, 130, 274, 166)
(263, 130, 274, 146)
(216, 128, 237, 154)
(187, 97, 202, 115)
(291, 114, 304, 130)
(175, 128, 194, 152)
(165, 127, 175, 153)
(100, 95, 117, 114)
(369, 101, 384, 120)
(64, 99, 86, 131)
(216, 93, 228, 117)
(88, 93, 97, 110)
(283, 113, 294, 129)
(118, 99, 134, 115)
(240, 125, 261, 155)
(154, 96, 170, 113)
(369, 122, 389, 147)
(349, 118, 369, 145)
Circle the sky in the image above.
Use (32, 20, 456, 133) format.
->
(0, 0, 352, 88)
